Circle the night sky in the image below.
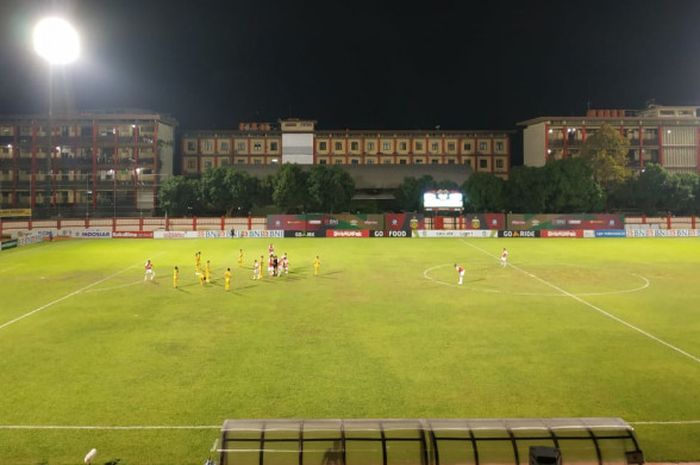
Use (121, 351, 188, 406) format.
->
(1, 0, 700, 142)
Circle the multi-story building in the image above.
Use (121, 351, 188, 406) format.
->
(0, 110, 176, 217)
(520, 105, 700, 173)
(181, 119, 512, 179)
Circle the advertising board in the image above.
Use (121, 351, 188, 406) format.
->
(498, 230, 540, 238)
(626, 228, 698, 238)
(325, 230, 370, 238)
(595, 230, 627, 238)
(415, 230, 498, 238)
(112, 231, 154, 239)
(507, 214, 624, 230)
(540, 230, 583, 238)
(232, 230, 284, 238)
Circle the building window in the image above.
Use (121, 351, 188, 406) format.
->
(399, 159, 407, 165)
(399, 142, 407, 151)
(464, 159, 472, 167)
(220, 158, 230, 166)
(220, 141, 230, 152)
(350, 141, 359, 151)
(186, 159, 196, 170)
(447, 142, 456, 151)
(253, 159, 261, 165)
(415, 159, 423, 164)
(382, 142, 391, 151)
(334, 159, 343, 164)
(237, 158, 245, 164)
(478, 141, 487, 152)
(431, 142, 439, 152)
(351, 159, 359, 165)
(319, 141, 327, 151)
(204, 141, 214, 152)
(204, 160, 213, 170)
(366, 159, 374, 165)
(253, 142, 263, 152)
(496, 159, 504, 169)
(382, 159, 391, 164)
(270, 142, 278, 151)
(431, 158, 439, 164)
(479, 159, 487, 169)
(495, 141, 504, 152)
(319, 159, 327, 165)
(367, 141, 375, 151)
(463, 142, 472, 152)
(415, 141, 424, 151)
(334, 142, 343, 151)
(186, 141, 197, 152)
(236, 142, 246, 153)
(447, 159, 455, 164)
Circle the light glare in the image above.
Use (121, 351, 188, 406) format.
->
(33, 17, 80, 65)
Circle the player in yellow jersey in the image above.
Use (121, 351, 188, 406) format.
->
(313, 256, 320, 276)
(198, 271, 206, 286)
(224, 267, 232, 291)
(258, 255, 264, 279)
(238, 249, 244, 267)
(205, 260, 212, 283)
(172, 266, 179, 289)
(195, 251, 202, 273)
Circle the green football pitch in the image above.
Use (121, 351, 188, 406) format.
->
(0, 237, 699, 465)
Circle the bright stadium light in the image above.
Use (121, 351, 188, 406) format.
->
(33, 17, 80, 65)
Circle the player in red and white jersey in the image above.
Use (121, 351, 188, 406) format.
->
(268, 243, 275, 255)
(454, 264, 464, 285)
(144, 259, 155, 281)
(500, 248, 508, 267)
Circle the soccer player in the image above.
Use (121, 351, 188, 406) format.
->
(238, 249, 244, 267)
(205, 260, 212, 283)
(198, 271, 206, 286)
(272, 255, 279, 277)
(253, 260, 260, 280)
(281, 253, 289, 274)
(267, 254, 274, 276)
(268, 243, 274, 255)
(173, 266, 179, 289)
(454, 264, 465, 285)
(144, 259, 155, 281)
(195, 251, 202, 273)
(224, 267, 232, 291)
(500, 248, 509, 268)
(259, 255, 265, 279)
(313, 256, 320, 276)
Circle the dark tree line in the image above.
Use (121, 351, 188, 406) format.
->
(159, 164, 356, 216)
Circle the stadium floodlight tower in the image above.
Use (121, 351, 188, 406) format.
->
(32, 17, 80, 214)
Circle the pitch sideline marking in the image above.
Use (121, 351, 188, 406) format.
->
(461, 240, 700, 366)
(0, 258, 155, 332)
(83, 280, 144, 293)
(2, 420, 700, 430)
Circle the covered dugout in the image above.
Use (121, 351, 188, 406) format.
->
(218, 418, 643, 465)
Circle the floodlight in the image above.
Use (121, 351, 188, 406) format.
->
(33, 17, 80, 65)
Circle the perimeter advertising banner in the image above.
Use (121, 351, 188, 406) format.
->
(269, 214, 394, 232)
(462, 214, 506, 230)
(384, 213, 424, 232)
(507, 214, 624, 230)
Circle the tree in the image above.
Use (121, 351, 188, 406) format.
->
(505, 166, 547, 212)
(543, 158, 604, 212)
(224, 168, 259, 215)
(394, 175, 436, 211)
(159, 176, 201, 216)
(307, 165, 355, 212)
(463, 172, 505, 212)
(580, 123, 630, 187)
(272, 164, 308, 213)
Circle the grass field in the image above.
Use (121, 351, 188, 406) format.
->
(0, 236, 699, 465)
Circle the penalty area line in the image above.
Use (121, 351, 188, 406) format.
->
(460, 240, 700, 366)
(0, 261, 145, 332)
